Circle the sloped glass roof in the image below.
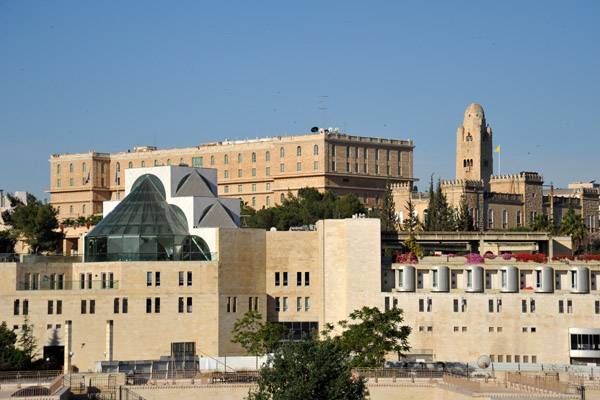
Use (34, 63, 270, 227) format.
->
(84, 174, 212, 262)
(88, 174, 189, 236)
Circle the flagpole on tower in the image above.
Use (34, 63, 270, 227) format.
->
(495, 145, 501, 175)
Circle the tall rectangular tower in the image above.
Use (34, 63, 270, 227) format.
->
(455, 103, 493, 190)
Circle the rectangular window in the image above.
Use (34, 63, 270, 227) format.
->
(497, 299, 502, 312)
(567, 299, 573, 314)
(453, 299, 459, 313)
(297, 162, 301, 171)
(57, 300, 62, 315)
(187, 271, 192, 286)
(305, 297, 310, 311)
(179, 272, 184, 287)
(102, 272, 108, 289)
(192, 157, 203, 167)
(314, 161, 319, 170)
(147, 272, 152, 287)
(521, 299, 527, 313)
(280, 164, 285, 173)
(81, 300, 87, 314)
(155, 298, 161, 313)
(87, 273, 92, 289)
(355, 163, 358, 173)
(101, 178, 105, 187)
(514, 355, 520, 363)
(461, 298, 467, 312)
(48, 300, 54, 315)
(595, 300, 600, 314)
(558, 300, 564, 314)
(305, 272, 310, 286)
(427, 298, 432, 312)
(386, 166, 390, 175)
(155, 272, 161, 287)
(90, 300, 95, 314)
(114, 298, 120, 314)
(238, 185, 242, 193)
(283, 297, 288, 312)
(283, 272, 288, 286)
(332, 145, 336, 156)
(224, 170, 229, 179)
(275, 297, 280, 312)
(419, 299, 424, 312)
(398, 166, 401, 176)
(489, 299, 494, 313)
(123, 298, 128, 314)
(146, 298, 152, 313)
(375, 165, 379, 175)
(179, 297, 184, 313)
(266, 167, 270, 176)
(233, 297, 237, 313)
(187, 297, 192, 313)
(238, 169, 242, 178)
(275, 272, 280, 286)
(331, 161, 335, 171)
(297, 297, 302, 312)
(23, 300, 28, 315)
(252, 168, 256, 177)
(297, 272, 302, 286)
(530, 299, 535, 313)
(57, 179, 61, 188)
(14, 300, 19, 315)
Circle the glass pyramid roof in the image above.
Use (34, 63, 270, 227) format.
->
(88, 174, 190, 237)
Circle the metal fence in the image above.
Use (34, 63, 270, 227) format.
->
(119, 387, 146, 400)
(507, 372, 576, 394)
(0, 370, 61, 385)
(442, 374, 481, 392)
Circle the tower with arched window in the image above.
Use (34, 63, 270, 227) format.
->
(456, 103, 493, 190)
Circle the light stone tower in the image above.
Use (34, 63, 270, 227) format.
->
(456, 103, 493, 190)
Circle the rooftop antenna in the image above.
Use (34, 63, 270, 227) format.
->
(318, 96, 329, 129)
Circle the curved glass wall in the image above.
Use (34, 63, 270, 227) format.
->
(84, 174, 212, 262)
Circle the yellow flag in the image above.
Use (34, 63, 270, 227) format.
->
(494, 146, 500, 152)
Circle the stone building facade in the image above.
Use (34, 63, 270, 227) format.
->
(48, 131, 415, 220)
(393, 104, 599, 233)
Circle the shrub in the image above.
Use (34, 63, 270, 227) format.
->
(513, 253, 547, 263)
(465, 253, 484, 264)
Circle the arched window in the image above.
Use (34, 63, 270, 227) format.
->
(466, 133, 473, 141)
(517, 210, 522, 226)
(502, 210, 508, 228)
(69, 205, 74, 214)
(57, 165, 61, 174)
(211, 156, 215, 166)
(69, 163, 73, 173)
(488, 209, 494, 229)
(129, 162, 133, 168)
(154, 160, 159, 166)
(280, 147, 285, 158)
(141, 161, 146, 167)
(314, 145, 319, 155)
(180, 158, 184, 164)
(83, 205, 87, 214)
(297, 146, 302, 156)
(224, 154, 229, 164)
(116, 162, 120, 172)
(266, 151, 270, 161)
(57, 206, 61, 215)
(280, 193, 285, 203)
(238, 154, 242, 163)
(252, 152, 256, 163)
(82, 162, 87, 172)
(167, 159, 171, 166)
(266, 196, 271, 206)
(252, 197, 256, 207)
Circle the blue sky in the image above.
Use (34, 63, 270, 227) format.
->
(1, 1, 598, 200)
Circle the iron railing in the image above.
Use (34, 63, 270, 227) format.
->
(0, 370, 61, 385)
(119, 386, 146, 400)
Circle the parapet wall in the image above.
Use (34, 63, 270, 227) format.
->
(491, 172, 544, 183)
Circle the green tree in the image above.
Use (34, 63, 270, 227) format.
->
(326, 306, 411, 368)
(424, 177, 454, 231)
(380, 180, 397, 233)
(559, 201, 587, 252)
(531, 214, 554, 233)
(424, 176, 437, 231)
(18, 316, 37, 364)
(0, 322, 20, 370)
(456, 194, 474, 232)
(2, 194, 64, 254)
(402, 197, 420, 234)
(0, 230, 16, 253)
(231, 311, 290, 356)
(248, 336, 368, 400)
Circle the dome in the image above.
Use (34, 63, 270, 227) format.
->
(464, 103, 485, 119)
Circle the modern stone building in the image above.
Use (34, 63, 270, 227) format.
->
(2, 165, 600, 374)
(48, 130, 415, 221)
(393, 104, 599, 232)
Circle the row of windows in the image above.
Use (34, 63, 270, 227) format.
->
(147, 271, 193, 287)
(397, 297, 582, 314)
(56, 204, 88, 215)
(490, 355, 537, 363)
(331, 162, 401, 176)
(56, 177, 106, 189)
(193, 147, 320, 167)
(221, 162, 319, 180)
(274, 272, 310, 287)
(332, 146, 403, 162)
(274, 296, 311, 312)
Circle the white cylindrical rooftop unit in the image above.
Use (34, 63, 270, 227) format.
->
(499, 266, 519, 293)
(534, 266, 554, 293)
(465, 266, 484, 293)
(430, 266, 449, 292)
(396, 266, 415, 292)
(570, 267, 589, 294)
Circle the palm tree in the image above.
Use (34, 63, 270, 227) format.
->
(559, 201, 587, 253)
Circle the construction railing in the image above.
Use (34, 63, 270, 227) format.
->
(442, 374, 481, 392)
(507, 372, 575, 394)
(0, 370, 62, 385)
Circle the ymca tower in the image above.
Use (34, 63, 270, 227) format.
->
(456, 103, 493, 190)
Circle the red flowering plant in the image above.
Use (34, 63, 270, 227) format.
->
(513, 253, 547, 263)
